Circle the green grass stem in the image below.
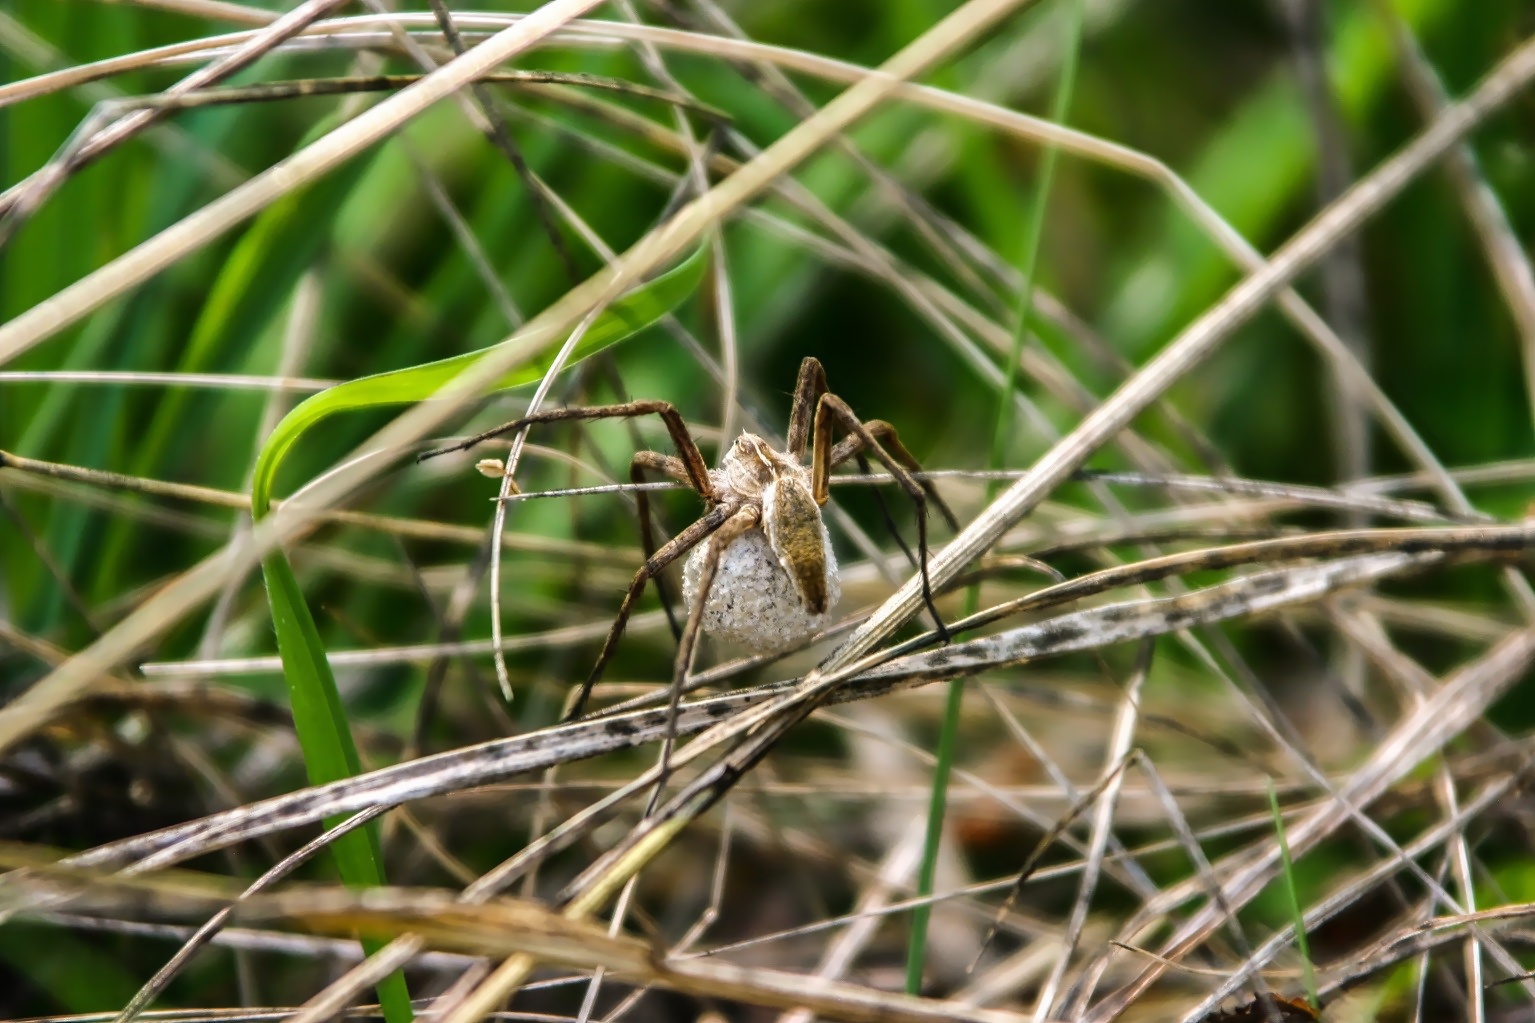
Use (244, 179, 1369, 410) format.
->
(904, 0, 1085, 995)
(1268, 777, 1319, 1011)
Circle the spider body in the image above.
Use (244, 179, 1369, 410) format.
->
(682, 432, 840, 652)
(422, 356, 956, 719)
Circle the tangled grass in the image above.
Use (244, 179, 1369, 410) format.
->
(5, 1, 1535, 1021)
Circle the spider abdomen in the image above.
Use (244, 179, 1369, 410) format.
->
(761, 477, 831, 615)
(681, 524, 840, 654)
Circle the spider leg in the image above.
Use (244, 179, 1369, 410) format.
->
(652, 504, 761, 805)
(812, 395, 951, 642)
(829, 420, 960, 531)
(564, 502, 734, 722)
(631, 450, 693, 642)
(853, 449, 919, 570)
(418, 400, 716, 500)
(785, 356, 828, 459)
(784, 357, 958, 588)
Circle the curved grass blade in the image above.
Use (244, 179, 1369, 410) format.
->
(251, 243, 709, 516)
(252, 245, 705, 1023)
(111, 72, 725, 120)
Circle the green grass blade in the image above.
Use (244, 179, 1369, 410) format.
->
(1268, 777, 1319, 1011)
(261, 551, 413, 1023)
(905, 0, 1085, 996)
(250, 246, 705, 1020)
(250, 244, 709, 516)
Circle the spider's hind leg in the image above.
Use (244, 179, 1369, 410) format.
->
(812, 396, 954, 642)
(829, 419, 959, 531)
(852, 449, 918, 570)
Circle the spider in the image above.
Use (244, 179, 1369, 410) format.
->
(421, 356, 958, 720)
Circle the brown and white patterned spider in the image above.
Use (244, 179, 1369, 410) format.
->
(422, 356, 957, 719)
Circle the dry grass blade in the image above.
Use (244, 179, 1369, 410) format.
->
(1089, 629, 1535, 1023)
(244, 887, 656, 975)
(232, 886, 1031, 1023)
(1180, 777, 1519, 1021)
(25, 528, 1500, 914)
(111, 808, 389, 1023)
(1032, 644, 1148, 1019)
(0, 0, 354, 237)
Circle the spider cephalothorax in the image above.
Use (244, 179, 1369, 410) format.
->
(422, 356, 957, 719)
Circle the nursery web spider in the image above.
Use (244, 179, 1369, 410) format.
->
(422, 356, 958, 721)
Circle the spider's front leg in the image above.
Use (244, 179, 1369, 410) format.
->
(828, 420, 960, 530)
(810, 393, 955, 642)
(419, 401, 725, 713)
(631, 449, 697, 643)
(418, 399, 716, 500)
(653, 504, 760, 790)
